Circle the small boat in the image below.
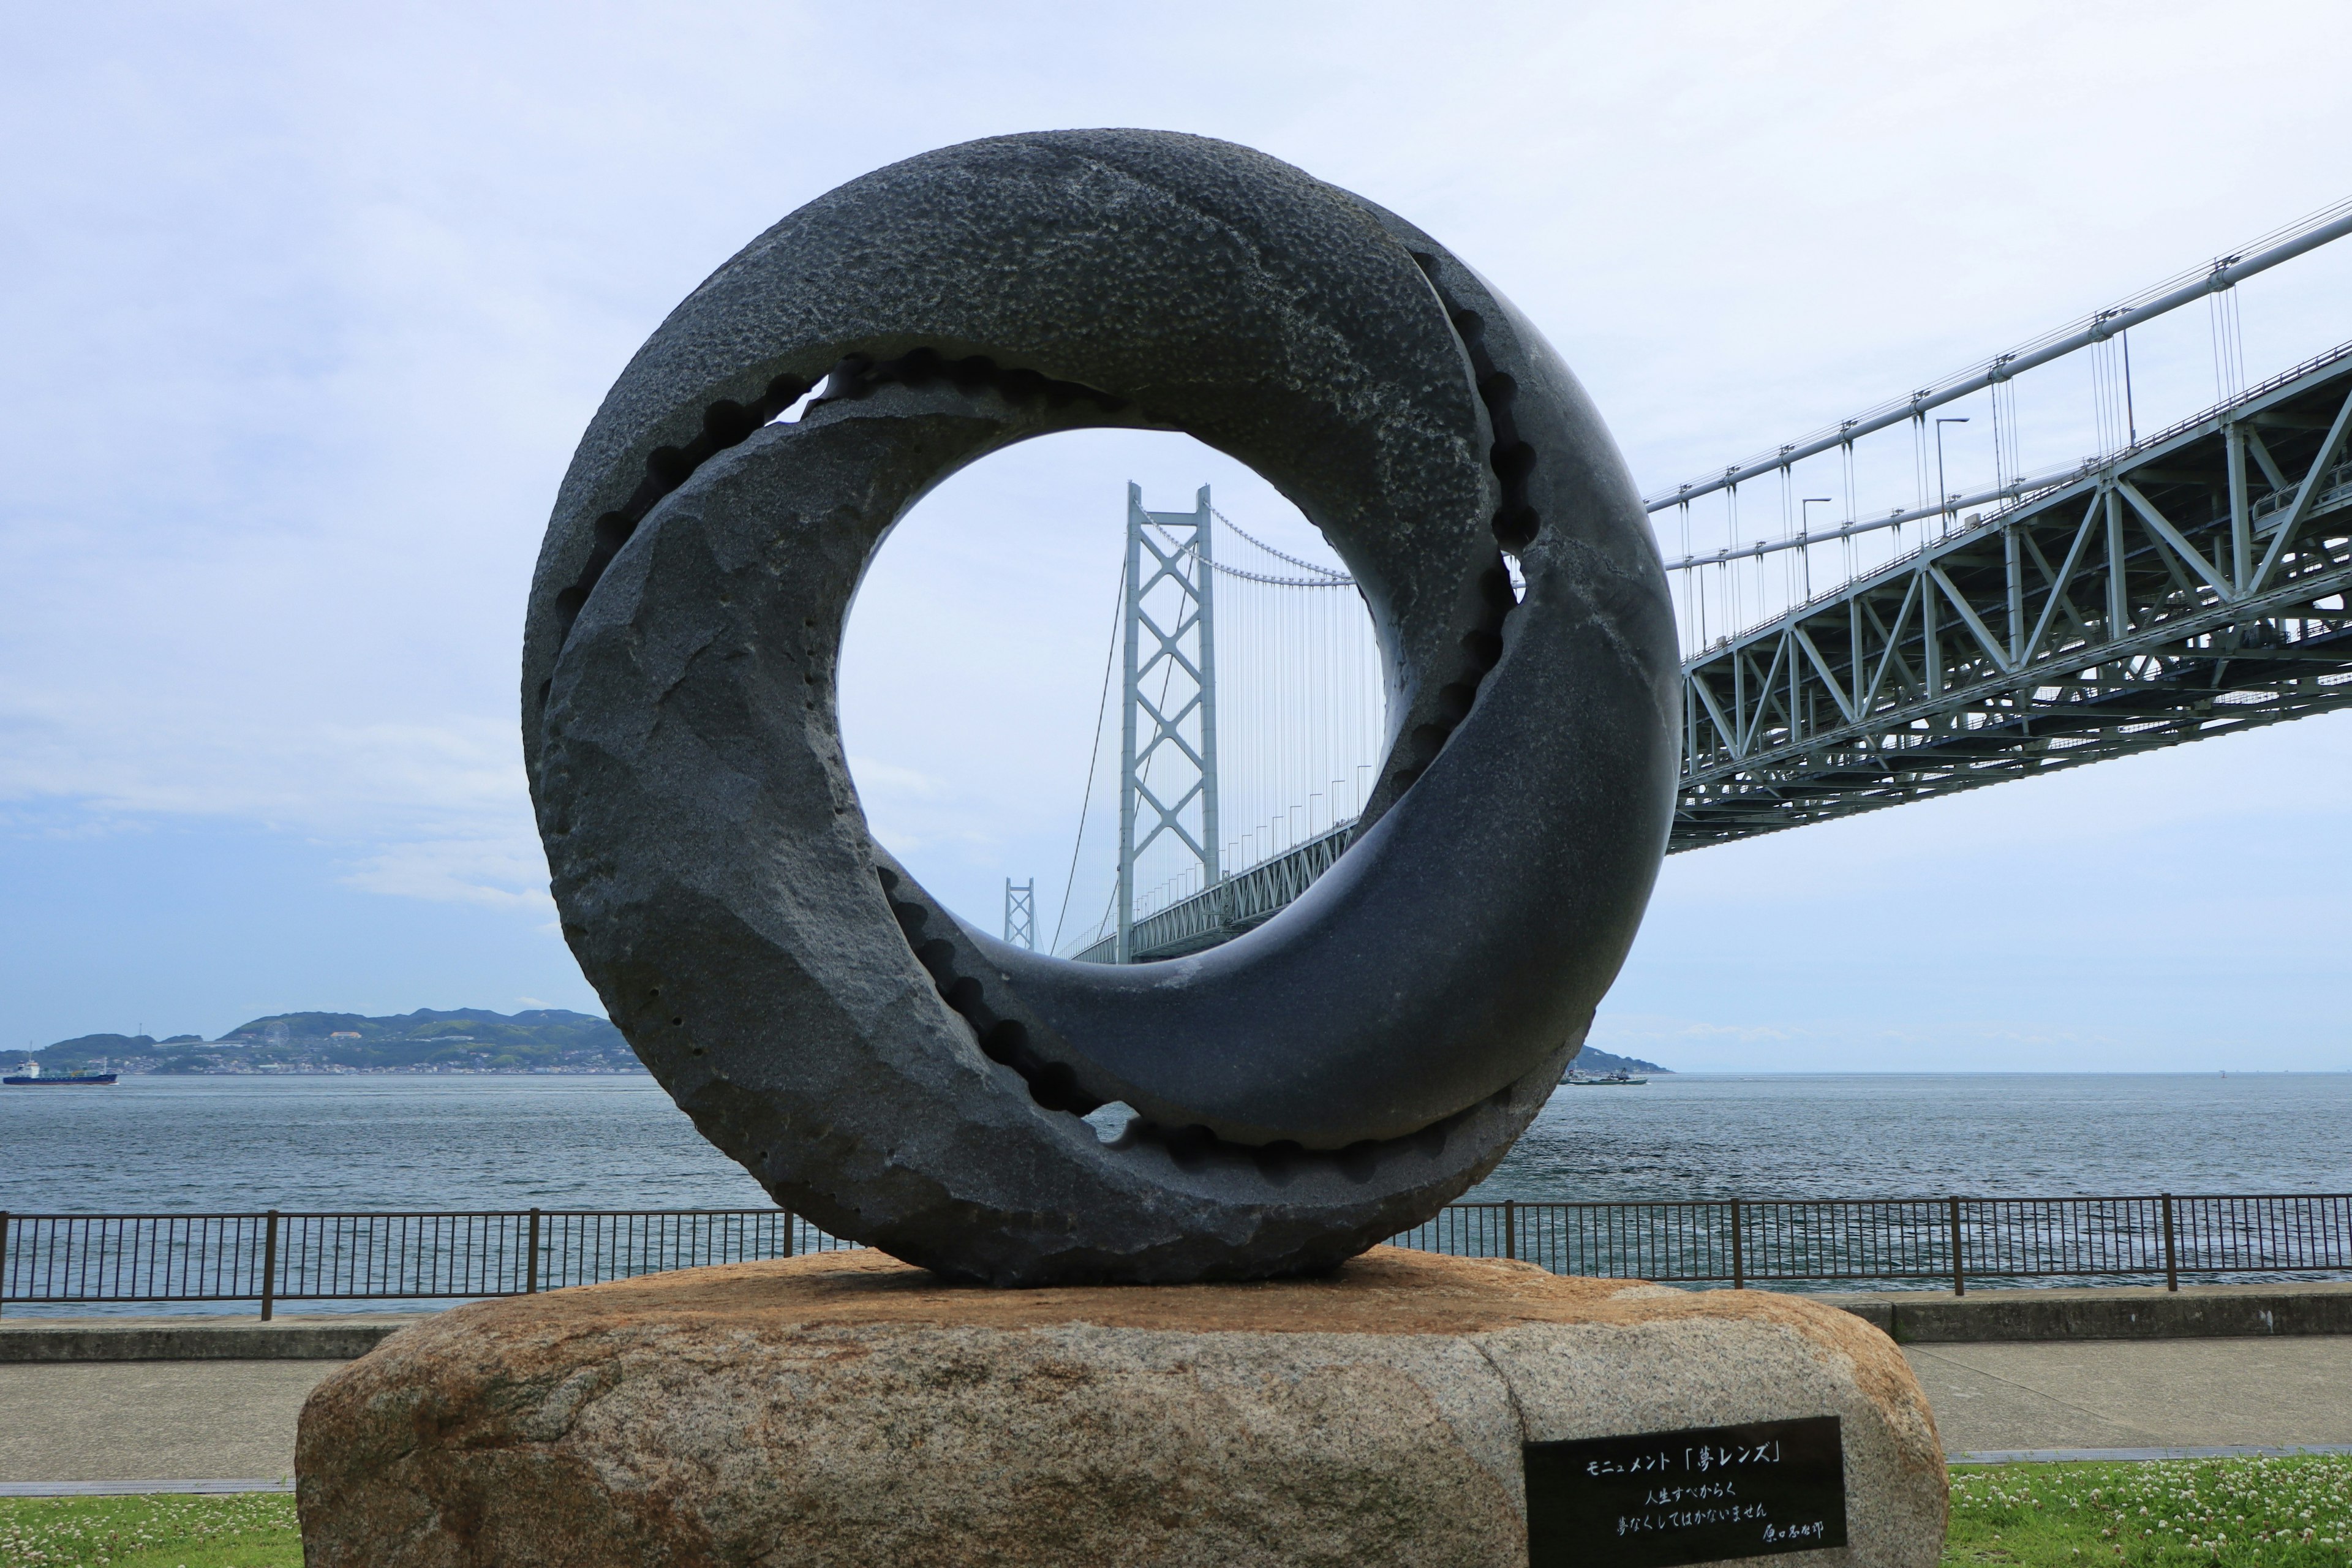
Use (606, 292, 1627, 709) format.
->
(2, 1061, 118, 1086)
(1564, 1068, 1647, 1086)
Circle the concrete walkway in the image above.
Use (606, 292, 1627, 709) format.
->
(0, 1360, 342, 1484)
(1903, 1336, 2352, 1455)
(4, 1333, 2351, 1485)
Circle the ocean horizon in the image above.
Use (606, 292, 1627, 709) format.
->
(4, 1071, 2346, 1217)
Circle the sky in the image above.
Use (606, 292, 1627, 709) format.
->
(4, 0, 2351, 1069)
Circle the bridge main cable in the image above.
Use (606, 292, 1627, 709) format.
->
(1644, 195, 2352, 515)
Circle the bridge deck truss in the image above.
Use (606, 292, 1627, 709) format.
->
(1072, 342, 2352, 962)
(1073, 820, 1356, 964)
(1673, 344, 2352, 849)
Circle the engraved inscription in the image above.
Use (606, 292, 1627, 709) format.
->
(1525, 1415, 1848, 1568)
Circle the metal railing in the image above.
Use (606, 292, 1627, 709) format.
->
(2, 1194, 2346, 1316)
(1395, 1195, 2352, 1295)
(0, 1208, 851, 1318)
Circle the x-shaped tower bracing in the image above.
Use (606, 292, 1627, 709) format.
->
(1118, 483, 1221, 962)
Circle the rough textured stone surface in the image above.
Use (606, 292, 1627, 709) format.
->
(298, 1248, 1944, 1568)
(524, 129, 1680, 1286)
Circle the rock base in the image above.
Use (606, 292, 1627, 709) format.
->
(297, 1248, 1946, 1567)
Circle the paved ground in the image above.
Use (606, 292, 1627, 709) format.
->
(0, 1360, 343, 1482)
(1904, 1337, 2352, 1454)
(4, 1338, 2349, 1482)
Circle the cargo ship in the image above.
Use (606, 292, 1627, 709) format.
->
(2, 1061, 118, 1086)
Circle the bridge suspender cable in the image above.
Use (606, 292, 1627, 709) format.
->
(1049, 556, 1126, 956)
(1645, 192, 2352, 516)
(1057, 491, 1388, 961)
(1050, 198, 2352, 956)
(1147, 512, 1357, 589)
(1208, 507, 1352, 582)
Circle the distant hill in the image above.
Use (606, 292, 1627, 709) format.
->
(12, 1009, 639, 1075)
(9, 1013, 1667, 1080)
(1566, 1046, 1672, 1076)
(37, 1032, 163, 1057)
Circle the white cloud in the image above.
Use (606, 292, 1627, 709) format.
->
(341, 834, 553, 913)
(5, 0, 2352, 1060)
(845, 758, 948, 802)
(1595, 1016, 1798, 1047)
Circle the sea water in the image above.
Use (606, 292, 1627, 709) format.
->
(4, 1071, 2345, 1215)
(1481, 1071, 2352, 1201)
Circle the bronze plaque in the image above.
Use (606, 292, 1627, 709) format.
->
(1524, 1415, 1848, 1567)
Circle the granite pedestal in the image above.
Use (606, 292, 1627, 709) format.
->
(296, 1248, 1945, 1567)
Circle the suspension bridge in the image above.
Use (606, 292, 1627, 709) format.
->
(1014, 197, 2352, 963)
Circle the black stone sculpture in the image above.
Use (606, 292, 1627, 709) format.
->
(525, 130, 1679, 1285)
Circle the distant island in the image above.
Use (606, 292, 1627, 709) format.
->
(7, 1012, 1669, 1081)
(1565, 1046, 1672, 1076)
(4, 1008, 647, 1076)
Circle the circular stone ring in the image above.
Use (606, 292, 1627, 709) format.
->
(524, 130, 1680, 1285)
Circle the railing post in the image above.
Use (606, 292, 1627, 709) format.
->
(526, 1208, 542, 1295)
(1730, 1199, 1745, 1289)
(783, 1209, 796, 1259)
(260, 1209, 280, 1322)
(0, 1210, 10, 1318)
(1947, 1196, 1966, 1296)
(2161, 1193, 2179, 1292)
(1503, 1200, 1517, 1261)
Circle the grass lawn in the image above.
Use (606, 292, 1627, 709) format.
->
(0, 1492, 298, 1567)
(1946, 1455, 2352, 1567)
(2, 1455, 2346, 1566)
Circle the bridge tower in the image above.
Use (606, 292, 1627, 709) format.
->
(1001, 878, 1035, 949)
(1117, 483, 1221, 962)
